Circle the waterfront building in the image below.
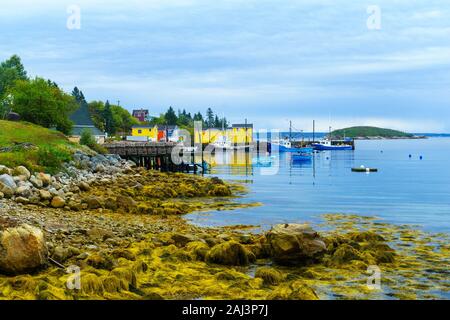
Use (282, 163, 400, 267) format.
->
(132, 109, 150, 122)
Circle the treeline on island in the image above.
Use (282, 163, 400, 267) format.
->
(0, 55, 228, 137)
(331, 126, 414, 139)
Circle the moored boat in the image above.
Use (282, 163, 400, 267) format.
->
(273, 138, 313, 152)
(312, 139, 353, 151)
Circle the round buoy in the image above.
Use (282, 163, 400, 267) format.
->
(420, 156, 423, 160)
(409, 154, 412, 158)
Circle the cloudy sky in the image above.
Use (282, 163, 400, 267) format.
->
(1, 0, 449, 132)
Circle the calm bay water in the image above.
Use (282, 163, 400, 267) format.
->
(188, 138, 450, 233)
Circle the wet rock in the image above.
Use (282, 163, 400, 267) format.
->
(268, 280, 319, 300)
(255, 267, 284, 285)
(0, 191, 3, 199)
(171, 233, 198, 247)
(266, 223, 327, 265)
(186, 241, 210, 261)
(206, 241, 255, 266)
(13, 166, 31, 180)
(51, 196, 66, 208)
(0, 224, 48, 274)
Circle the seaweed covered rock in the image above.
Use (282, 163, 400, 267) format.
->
(0, 224, 48, 274)
(255, 267, 283, 285)
(330, 244, 362, 265)
(266, 224, 326, 265)
(186, 241, 210, 261)
(206, 241, 255, 266)
(268, 280, 319, 300)
(323, 231, 396, 267)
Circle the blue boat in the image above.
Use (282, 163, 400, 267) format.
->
(273, 139, 314, 152)
(312, 139, 353, 151)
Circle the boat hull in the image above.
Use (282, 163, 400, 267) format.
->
(312, 144, 353, 151)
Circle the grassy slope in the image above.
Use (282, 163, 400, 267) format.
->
(0, 120, 87, 173)
(331, 126, 413, 138)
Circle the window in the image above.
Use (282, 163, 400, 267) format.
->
(138, 130, 142, 134)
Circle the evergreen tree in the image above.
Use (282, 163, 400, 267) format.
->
(214, 115, 221, 128)
(165, 106, 178, 125)
(103, 100, 114, 134)
(206, 108, 214, 128)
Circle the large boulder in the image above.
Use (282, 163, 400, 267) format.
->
(0, 224, 48, 274)
(266, 223, 326, 265)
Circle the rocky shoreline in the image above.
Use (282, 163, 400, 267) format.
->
(0, 153, 448, 300)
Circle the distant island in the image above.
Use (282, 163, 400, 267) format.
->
(330, 126, 426, 140)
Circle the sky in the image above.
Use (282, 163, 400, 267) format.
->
(1, 0, 450, 132)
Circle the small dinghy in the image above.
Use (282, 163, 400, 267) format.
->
(352, 165, 378, 172)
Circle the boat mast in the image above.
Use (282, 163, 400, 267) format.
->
(289, 120, 292, 141)
(312, 120, 315, 143)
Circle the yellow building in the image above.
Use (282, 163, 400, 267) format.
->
(194, 124, 253, 144)
(227, 124, 253, 144)
(131, 125, 158, 141)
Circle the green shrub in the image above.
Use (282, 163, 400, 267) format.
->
(80, 129, 96, 147)
(37, 146, 72, 173)
(79, 129, 107, 154)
